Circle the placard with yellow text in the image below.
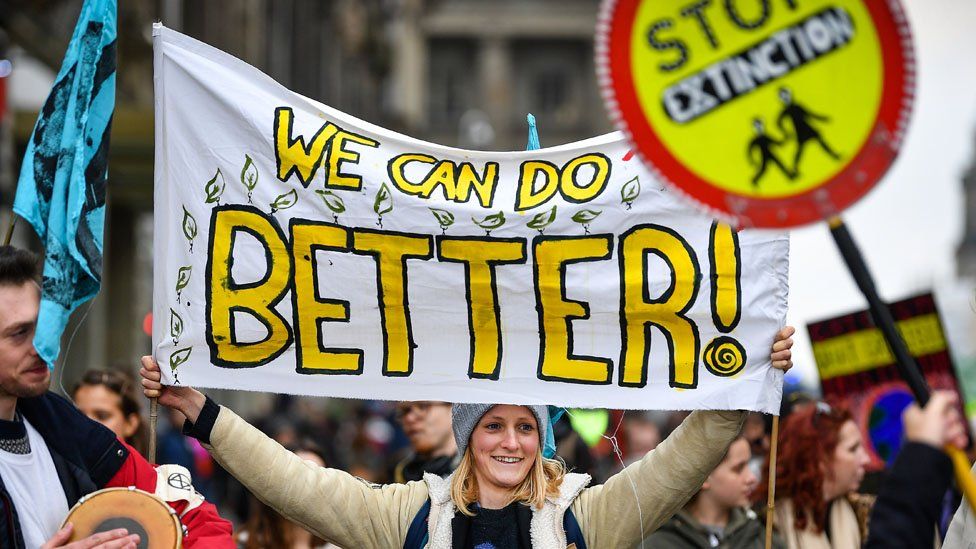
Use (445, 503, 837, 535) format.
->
(808, 293, 968, 470)
(152, 25, 789, 411)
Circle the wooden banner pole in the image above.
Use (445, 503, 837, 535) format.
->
(148, 397, 159, 463)
(765, 415, 780, 549)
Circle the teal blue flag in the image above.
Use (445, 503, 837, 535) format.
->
(13, 0, 116, 368)
(526, 113, 541, 151)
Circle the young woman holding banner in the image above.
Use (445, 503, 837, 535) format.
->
(140, 327, 795, 548)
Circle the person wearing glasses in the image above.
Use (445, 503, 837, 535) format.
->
(392, 401, 459, 483)
(759, 402, 870, 549)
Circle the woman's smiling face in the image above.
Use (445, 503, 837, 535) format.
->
(470, 405, 539, 498)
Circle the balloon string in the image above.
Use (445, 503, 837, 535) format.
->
(564, 409, 645, 549)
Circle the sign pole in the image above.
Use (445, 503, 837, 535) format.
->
(764, 415, 780, 549)
(828, 215, 976, 514)
(596, 0, 972, 530)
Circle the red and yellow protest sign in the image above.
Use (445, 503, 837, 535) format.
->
(807, 294, 968, 471)
(598, 0, 915, 227)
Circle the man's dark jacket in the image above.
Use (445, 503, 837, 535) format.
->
(865, 442, 953, 548)
(0, 392, 129, 548)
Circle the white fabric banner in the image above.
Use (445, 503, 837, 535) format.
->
(152, 25, 790, 412)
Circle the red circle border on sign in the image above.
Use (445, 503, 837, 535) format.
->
(596, 0, 916, 228)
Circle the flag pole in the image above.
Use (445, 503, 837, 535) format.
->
(828, 215, 976, 514)
(148, 397, 159, 463)
(3, 215, 16, 246)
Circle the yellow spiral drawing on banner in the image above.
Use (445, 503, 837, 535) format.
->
(703, 336, 746, 377)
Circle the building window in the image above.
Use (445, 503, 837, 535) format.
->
(513, 39, 589, 132)
(535, 69, 570, 115)
(428, 39, 477, 131)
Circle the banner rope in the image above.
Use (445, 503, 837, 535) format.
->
(563, 408, 645, 548)
(57, 298, 96, 399)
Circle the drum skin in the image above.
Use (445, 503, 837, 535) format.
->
(61, 487, 182, 549)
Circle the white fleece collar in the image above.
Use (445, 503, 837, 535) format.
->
(422, 471, 592, 548)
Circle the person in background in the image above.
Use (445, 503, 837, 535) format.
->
(759, 402, 869, 549)
(72, 368, 148, 455)
(392, 401, 459, 482)
(645, 435, 784, 548)
(157, 407, 218, 501)
(621, 411, 664, 466)
(0, 246, 233, 548)
(237, 440, 338, 549)
(866, 391, 967, 548)
(740, 412, 770, 482)
(551, 411, 598, 475)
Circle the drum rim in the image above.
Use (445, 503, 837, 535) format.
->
(61, 486, 183, 548)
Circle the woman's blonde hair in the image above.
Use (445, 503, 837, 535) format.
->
(450, 447, 567, 516)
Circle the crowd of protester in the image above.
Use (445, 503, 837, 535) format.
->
(63, 357, 974, 549)
(144, 392, 686, 518)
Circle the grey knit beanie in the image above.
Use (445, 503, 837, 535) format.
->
(452, 403, 549, 459)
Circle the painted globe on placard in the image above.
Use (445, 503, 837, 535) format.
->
(866, 388, 913, 467)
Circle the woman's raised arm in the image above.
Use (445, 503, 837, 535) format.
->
(139, 357, 429, 547)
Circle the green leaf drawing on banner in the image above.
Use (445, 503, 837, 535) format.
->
(169, 347, 192, 371)
(374, 183, 393, 216)
(270, 189, 298, 213)
(473, 211, 506, 234)
(571, 209, 602, 234)
(571, 209, 602, 224)
(241, 154, 258, 202)
(169, 308, 184, 342)
(182, 206, 197, 251)
(429, 208, 455, 231)
(620, 176, 640, 209)
(526, 205, 557, 231)
(315, 190, 346, 214)
(175, 265, 191, 302)
(176, 266, 192, 292)
(204, 168, 226, 204)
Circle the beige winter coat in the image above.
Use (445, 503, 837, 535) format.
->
(202, 406, 745, 548)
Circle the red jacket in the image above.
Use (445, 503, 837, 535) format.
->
(106, 439, 234, 547)
(0, 392, 233, 548)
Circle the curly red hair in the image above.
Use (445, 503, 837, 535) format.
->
(756, 404, 852, 533)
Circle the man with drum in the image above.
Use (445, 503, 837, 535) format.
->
(0, 247, 233, 548)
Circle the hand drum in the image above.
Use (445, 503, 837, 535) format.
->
(61, 487, 183, 549)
